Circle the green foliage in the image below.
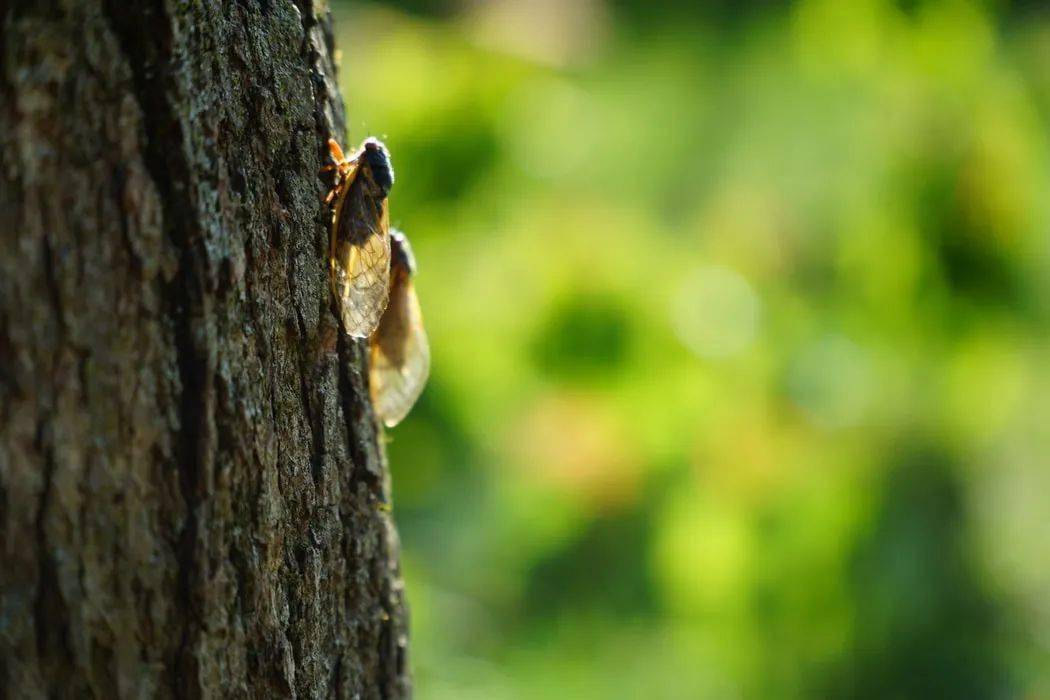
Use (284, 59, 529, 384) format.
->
(335, 1, 1050, 697)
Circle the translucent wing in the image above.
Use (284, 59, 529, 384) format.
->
(327, 138, 395, 338)
(329, 198, 390, 337)
(370, 232, 430, 427)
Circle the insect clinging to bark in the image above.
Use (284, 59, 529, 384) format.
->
(324, 137, 394, 339)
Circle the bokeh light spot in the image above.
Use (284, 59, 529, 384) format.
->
(671, 265, 761, 360)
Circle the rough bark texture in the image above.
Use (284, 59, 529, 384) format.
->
(0, 1, 410, 697)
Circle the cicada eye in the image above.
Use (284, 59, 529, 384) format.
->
(362, 139, 394, 196)
(389, 228, 417, 275)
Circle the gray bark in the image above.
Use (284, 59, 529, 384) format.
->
(0, 0, 410, 697)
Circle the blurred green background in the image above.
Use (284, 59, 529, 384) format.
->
(333, 1, 1050, 697)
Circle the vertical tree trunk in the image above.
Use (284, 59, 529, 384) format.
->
(0, 1, 410, 697)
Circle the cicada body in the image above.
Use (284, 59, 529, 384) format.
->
(325, 138, 395, 338)
(369, 229, 430, 427)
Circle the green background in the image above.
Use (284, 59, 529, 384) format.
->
(333, 1, 1050, 697)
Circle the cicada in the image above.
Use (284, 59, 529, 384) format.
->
(324, 138, 429, 426)
(369, 229, 430, 427)
(325, 137, 394, 338)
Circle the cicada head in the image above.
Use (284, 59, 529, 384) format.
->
(360, 138, 394, 197)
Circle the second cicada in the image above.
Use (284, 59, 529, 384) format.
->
(369, 229, 430, 427)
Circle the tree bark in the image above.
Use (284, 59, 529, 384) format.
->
(0, 1, 409, 697)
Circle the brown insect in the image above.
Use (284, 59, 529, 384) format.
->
(369, 229, 430, 427)
(324, 138, 429, 426)
(324, 137, 394, 338)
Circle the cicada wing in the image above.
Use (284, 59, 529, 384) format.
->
(329, 192, 392, 338)
(370, 274, 430, 427)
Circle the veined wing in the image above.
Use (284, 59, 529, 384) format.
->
(329, 156, 392, 338)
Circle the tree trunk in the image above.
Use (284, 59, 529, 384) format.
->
(0, 1, 410, 697)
